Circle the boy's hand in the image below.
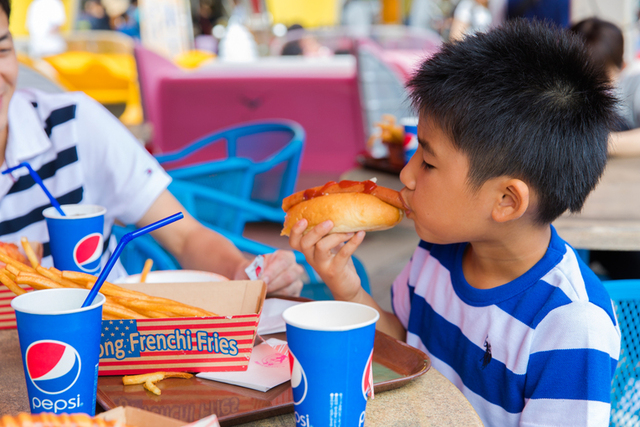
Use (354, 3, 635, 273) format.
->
(289, 219, 366, 301)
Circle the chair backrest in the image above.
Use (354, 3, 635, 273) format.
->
(603, 279, 640, 426)
(134, 44, 365, 174)
(156, 120, 305, 233)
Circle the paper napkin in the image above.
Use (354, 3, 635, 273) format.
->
(257, 298, 303, 335)
(196, 338, 291, 392)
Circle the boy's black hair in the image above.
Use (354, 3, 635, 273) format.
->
(407, 19, 618, 224)
(570, 17, 624, 71)
(0, 0, 8, 20)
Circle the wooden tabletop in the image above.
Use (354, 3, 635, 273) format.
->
(0, 329, 483, 426)
(343, 156, 640, 251)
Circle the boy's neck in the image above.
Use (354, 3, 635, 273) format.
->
(462, 224, 552, 290)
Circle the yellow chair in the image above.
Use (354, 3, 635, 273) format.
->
(265, 0, 340, 28)
(173, 50, 216, 70)
(32, 31, 143, 126)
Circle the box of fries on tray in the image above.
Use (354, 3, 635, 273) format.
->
(98, 405, 221, 427)
(0, 243, 267, 375)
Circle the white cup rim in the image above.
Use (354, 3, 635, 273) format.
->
(43, 204, 106, 220)
(283, 300, 380, 332)
(11, 288, 105, 315)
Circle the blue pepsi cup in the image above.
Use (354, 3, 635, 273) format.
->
(43, 205, 106, 275)
(11, 288, 106, 415)
(401, 117, 419, 163)
(283, 301, 380, 427)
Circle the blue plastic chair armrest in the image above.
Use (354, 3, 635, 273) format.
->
(168, 179, 286, 223)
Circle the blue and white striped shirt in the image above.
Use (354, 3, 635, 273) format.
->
(392, 226, 621, 426)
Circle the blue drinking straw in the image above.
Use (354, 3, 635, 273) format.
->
(2, 162, 66, 216)
(81, 212, 184, 307)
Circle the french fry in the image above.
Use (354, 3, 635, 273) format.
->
(123, 372, 165, 385)
(123, 371, 194, 395)
(102, 301, 149, 319)
(144, 379, 161, 395)
(0, 252, 35, 273)
(5, 264, 20, 277)
(16, 272, 63, 290)
(140, 259, 153, 283)
(0, 270, 26, 295)
(61, 271, 146, 298)
(110, 296, 217, 318)
(127, 307, 175, 319)
(36, 266, 82, 288)
(3, 267, 16, 281)
(20, 237, 39, 270)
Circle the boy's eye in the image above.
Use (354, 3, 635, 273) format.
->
(421, 161, 435, 170)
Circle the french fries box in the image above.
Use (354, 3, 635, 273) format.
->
(98, 280, 266, 376)
(98, 406, 187, 427)
(0, 282, 28, 329)
(99, 406, 221, 427)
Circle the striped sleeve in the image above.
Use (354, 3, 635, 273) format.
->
(520, 301, 621, 426)
(391, 256, 413, 330)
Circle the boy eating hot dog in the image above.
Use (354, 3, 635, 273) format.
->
(289, 20, 621, 426)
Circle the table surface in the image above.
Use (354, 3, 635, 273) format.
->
(344, 156, 640, 251)
(0, 329, 483, 426)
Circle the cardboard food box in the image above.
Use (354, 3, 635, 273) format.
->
(98, 280, 266, 375)
(0, 283, 30, 329)
(0, 279, 266, 375)
(98, 405, 222, 427)
(98, 406, 187, 427)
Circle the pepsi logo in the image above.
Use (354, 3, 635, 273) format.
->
(73, 233, 103, 272)
(289, 350, 307, 405)
(361, 349, 374, 400)
(26, 340, 81, 395)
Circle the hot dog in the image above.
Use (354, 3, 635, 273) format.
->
(280, 180, 406, 236)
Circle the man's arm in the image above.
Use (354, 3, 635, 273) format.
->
(609, 128, 640, 157)
(136, 190, 304, 295)
(136, 190, 251, 279)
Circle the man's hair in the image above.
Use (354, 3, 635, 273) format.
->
(0, 0, 8, 20)
(407, 19, 617, 224)
(570, 18, 624, 71)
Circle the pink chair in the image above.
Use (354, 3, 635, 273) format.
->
(135, 45, 366, 173)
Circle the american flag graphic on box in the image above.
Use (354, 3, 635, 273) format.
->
(0, 284, 32, 330)
(98, 314, 261, 375)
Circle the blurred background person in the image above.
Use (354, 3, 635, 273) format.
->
(506, 0, 570, 28)
(570, 16, 640, 280)
(78, 0, 112, 31)
(113, 0, 140, 39)
(26, 0, 67, 58)
(281, 24, 332, 57)
(448, 0, 493, 41)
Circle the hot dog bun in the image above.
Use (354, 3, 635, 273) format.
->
(281, 191, 404, 236)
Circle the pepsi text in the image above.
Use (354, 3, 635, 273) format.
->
(32, 394, 82, 414)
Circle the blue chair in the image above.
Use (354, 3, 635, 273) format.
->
(111, 223, 371, 300)
(111, 225, 180, 274)
(603, 280, 640, 426)
(154, 120, 305, 235)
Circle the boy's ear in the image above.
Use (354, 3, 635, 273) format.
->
(491, 178, 529, 223)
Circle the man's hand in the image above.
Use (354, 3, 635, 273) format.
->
(289, 219, 366, 301)
(234, 250, 304, 297)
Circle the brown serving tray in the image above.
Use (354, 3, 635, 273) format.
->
(96, 330, 430, 426)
